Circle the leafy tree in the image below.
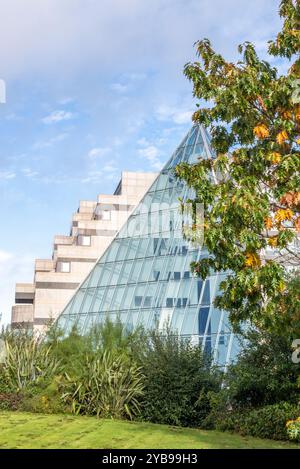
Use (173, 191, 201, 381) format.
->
(224, 329, 300, 408)
(176, 0, 300, 334)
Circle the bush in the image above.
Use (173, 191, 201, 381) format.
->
(46, 319, 146, 377)
(0, 392, 23, 411)
(0, 329, 61, 392)
(138, 328, 222, 427)
(215, 402, 300, 441)
(61, 351, 144, 419)
(286, 417, 300, 442)
(21, 377, 67, 415)
(223, 329, 300, 409)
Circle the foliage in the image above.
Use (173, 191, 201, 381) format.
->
(46, 318, 146, 377)
(138, 327, 222, 427)
(175, 0, 300, 334)
(21, 377, 66, 415)
(286, 416, 300, 441)
(0, 393, 23, 411)
(0, 328, 61, 392)
(223, 329, 300, 408)
(214, 402, 300, 441)
(61, 350, 144, 419)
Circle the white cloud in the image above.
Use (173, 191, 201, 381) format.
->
(0, 250, 13, 263)
(88, 147, 112, 158)
(110, 83, 128, 93)
(21, 168, 39, 179)
(137, 137, 150, 147)
(103, 163, 118, 172)
(138, 145, 163, 170)
(42, 110, 76, 125)
(0, 0, 280, 82)
(80, 170, 104, 184)
(58, 97, 75, 105)
(156, 104, 193, 125)
(32, 132, 68, 149)
(0, 170, 16, 180)
(5, 113, 22, 121)
(138, 145, 159, 160)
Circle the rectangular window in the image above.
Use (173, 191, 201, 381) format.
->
(135, 296, 142, 307)
(144, 296, 152, 307)
(166, 298, 173, 308)
(174, 271, 181, 280)
(77, 235, 91, 246)
(56, 261, 71, 273)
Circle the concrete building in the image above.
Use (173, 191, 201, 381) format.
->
(11, 171, 157, 331)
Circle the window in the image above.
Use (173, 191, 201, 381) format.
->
(56, 261, 71, 273)
(134, 296, 142, 307)
(102, 210, 111, 220)
(174, 271, 181, 280)
(77, 235, 91, 246)
(144, 296, 152, 307)
(166, 298, 173, 308)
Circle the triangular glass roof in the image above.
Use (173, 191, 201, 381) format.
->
(56, 124, 239, 367)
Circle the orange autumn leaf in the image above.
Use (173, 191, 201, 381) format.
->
(274, 208, 294, 222)
(294, 105, 300, 121)
(257, 96, 267, 111)
(253, 124, 269, 139)
(264, 217, 273, 230)
(295, 217, 300, 232)
(282, 110, 292, 119)
(276, 130, 289, 145)
(280, 191, 300, 207)
(245, 252, 261, 268)
(268, 237, 278, 247)
(270, 152, 281, 164)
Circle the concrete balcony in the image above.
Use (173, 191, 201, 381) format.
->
(11, 304, 34, 325)
(35, 259, 55, 272)
(54, 235, 74, 246)
(15, 283, 35, 303)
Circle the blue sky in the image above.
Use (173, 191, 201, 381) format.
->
(0, 0, 282, 324)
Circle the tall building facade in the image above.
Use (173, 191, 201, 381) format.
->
(56, 125, 239, 367)
(11, 171, 157, 331)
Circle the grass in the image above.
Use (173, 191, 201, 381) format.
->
(0, 411, 299, 449)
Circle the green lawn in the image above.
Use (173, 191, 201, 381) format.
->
(0, 411, 298, 449)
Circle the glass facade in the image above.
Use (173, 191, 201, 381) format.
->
(56, 124, 239, 367)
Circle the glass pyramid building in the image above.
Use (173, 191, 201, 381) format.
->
(56, 124, 239, 367)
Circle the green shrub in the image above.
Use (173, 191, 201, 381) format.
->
(47, 319, 146, 377)
(215, 403, 300, 441)
(224, 329, 300, 409)
(21, 377, 67, 415)
(0, 331, 61, 392)
(61, 351, 144, 419)
(0, 392, 23, 411)
(138, 328, 222, 427)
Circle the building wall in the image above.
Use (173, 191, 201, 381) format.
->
(11, 171, 157, 331)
